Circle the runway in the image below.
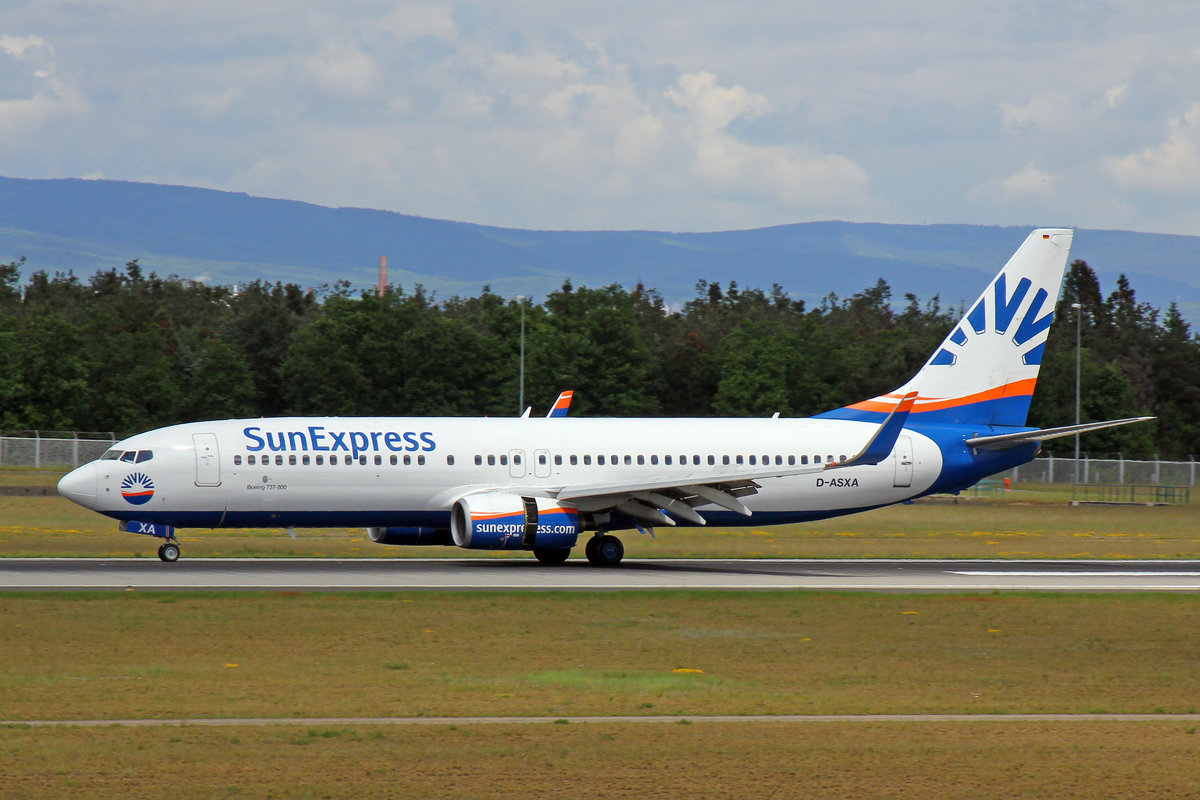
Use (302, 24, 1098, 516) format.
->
(4, 557, 1200, 591)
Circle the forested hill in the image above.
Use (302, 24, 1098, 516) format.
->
(2, 176, 1199, 319)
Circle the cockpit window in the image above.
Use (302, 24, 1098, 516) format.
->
(119, 451, 137, 463)
(135, 450, 153, 463)
(101, 449, 122, 460)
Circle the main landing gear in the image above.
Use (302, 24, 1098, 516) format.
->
(585, 534, 624, 567)
(157, 541, 181, 562)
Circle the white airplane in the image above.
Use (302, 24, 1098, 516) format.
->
(58, 229, 1149, 565)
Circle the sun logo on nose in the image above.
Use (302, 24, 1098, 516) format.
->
(120, 472, 155, 505)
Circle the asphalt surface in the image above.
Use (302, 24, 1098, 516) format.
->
(3, 557, 1200, 591)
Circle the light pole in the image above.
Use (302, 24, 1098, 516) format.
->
(517, 296, 526, 416)
(1071, 302, 1082, 483)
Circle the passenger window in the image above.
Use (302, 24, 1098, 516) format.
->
(513, 454, 521, 465)
(248, 455, 256, 465)
(404, 455, 412, 466)
(665, 455, 672, 465)
(487, 455, 496, 466)
(120, 451, 137, 463)
(839, 455, 847, 463)
(625, 455, 632, 466)
(374, 455, 382, 466)
(316, 455, 324, 465)
(650, 455, 658, 465)
(538, 454, 547, 465)
(776, 455, 783, 465)
(814, 455, 822, 464)
(554, 455, 562, 466)
(801, 455, 808, 465)
(570, 455, 578, 466)
(276, 455, 284, 466)
(598, 455, 606, 465)
(722, 455, 730, 465)
(418, 455, 425, 465)
(707, 455, 715, 466)
(344, 455, 352, 465)
(390, 455, 397, 465)
(611, 454, 618, 465)
(475, 455, 482, 466)
(447, 455, 455, 466)
(303, 455, 311, 465)
(136, 450, 153, 463)
(750, 455, 757, 465)
(583, 455, 592, 465)
(289, 455, 297, 465)
(788, 455, 796, 466)
(234, 455, 243, 466)
(827, 455, 834, 463)
(500, 454, 508, 466)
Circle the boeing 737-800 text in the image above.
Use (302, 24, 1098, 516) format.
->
(57, 229, 1149, 564)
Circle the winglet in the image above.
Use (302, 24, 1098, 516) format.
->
(547, 390, 575, 418)
(828, 391, 917, 469)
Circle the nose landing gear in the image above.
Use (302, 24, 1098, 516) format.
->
(120, 520, 181, 562)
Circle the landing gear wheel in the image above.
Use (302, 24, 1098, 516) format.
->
(158, 542, 180, 562)
(586, 534, 624, 567)
(533, 547, 571, 565)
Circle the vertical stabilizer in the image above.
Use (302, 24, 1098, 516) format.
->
(820, 229, 1074, 428)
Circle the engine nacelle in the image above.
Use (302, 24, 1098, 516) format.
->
(367, 527, 452, 546)
(451, 494, 581, 551)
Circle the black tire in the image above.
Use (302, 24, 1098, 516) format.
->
(587, 534, 623, 567)
(533, 547, 570, 565)
(159, 542, 180, 562)
(584, 535, 599, 562)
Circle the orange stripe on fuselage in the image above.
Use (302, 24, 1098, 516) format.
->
(845, 378, 1038, 414)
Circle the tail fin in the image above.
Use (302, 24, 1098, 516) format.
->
(820, 228, 1074, 428)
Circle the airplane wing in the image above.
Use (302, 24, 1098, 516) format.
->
(964, 416, 1154, 450)
(551, 392, 917, 527)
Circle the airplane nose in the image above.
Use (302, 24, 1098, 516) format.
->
(58, 463, 97, 507)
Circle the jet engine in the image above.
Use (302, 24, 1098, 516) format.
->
(366, 527, 453, 546)
(451, 494, 581, 550)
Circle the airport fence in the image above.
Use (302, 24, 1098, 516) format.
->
(1006, 455, 1198, 487)
(0, 432, 117, 469)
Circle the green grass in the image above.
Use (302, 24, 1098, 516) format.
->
(3, 722, 1200, 799)
(3, 592, 1199, 721)
(3, 591, 1200, 798)
(3, 487, 1199, 559)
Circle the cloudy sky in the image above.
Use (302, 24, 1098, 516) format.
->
(3, 1, 1200, 234)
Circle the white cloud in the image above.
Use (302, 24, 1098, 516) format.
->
(1104, 103, 1200, 192)
(0, 33, 88, 135)
(303, 41, 381, 98)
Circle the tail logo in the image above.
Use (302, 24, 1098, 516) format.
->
(930, 274, 1054, 368)
(120, 472, 155, 505)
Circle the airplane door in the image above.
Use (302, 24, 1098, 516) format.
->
(893, 435, 913, 488)
(509, 449, 526, 479)
(193, 433, 221, 487)
(534, 449, 551, 478)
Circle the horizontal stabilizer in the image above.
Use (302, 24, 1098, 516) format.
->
(828, 391, 917, 470)
(964, 417, 1155, 451)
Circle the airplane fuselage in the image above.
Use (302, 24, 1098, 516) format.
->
(59, 415, 1031, 532)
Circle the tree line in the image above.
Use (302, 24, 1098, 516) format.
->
(0, 257, 1195, 458)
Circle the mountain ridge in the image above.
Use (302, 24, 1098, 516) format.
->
(2, 176, 1197, 317)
